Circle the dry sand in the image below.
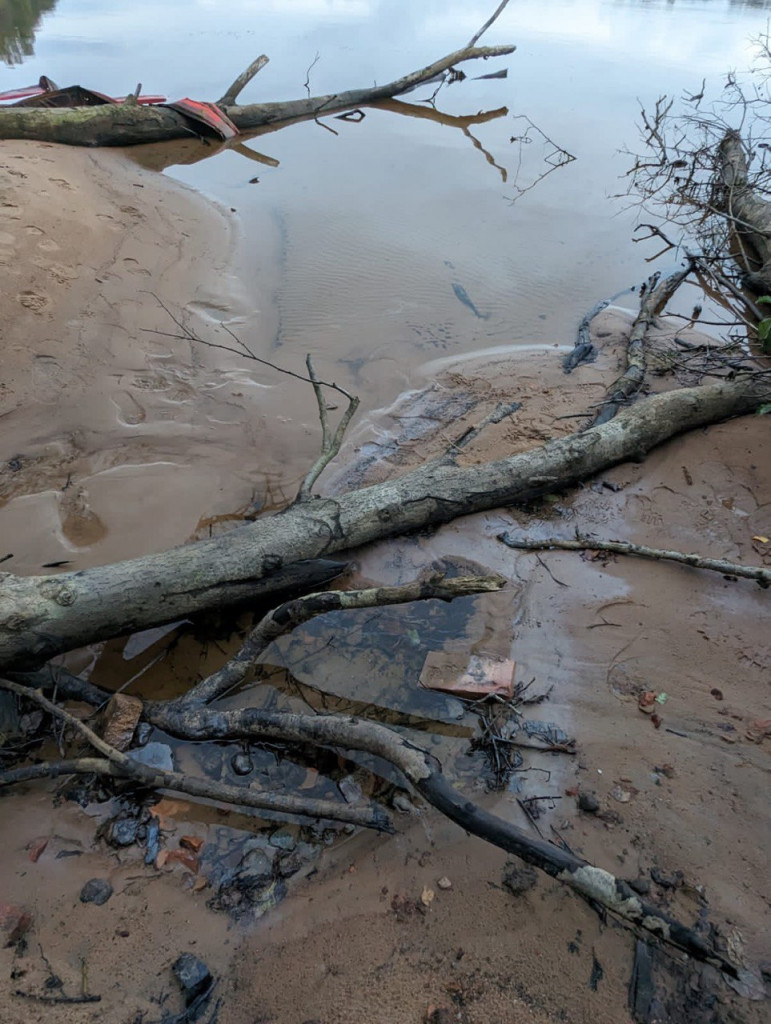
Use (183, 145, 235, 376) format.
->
(0, 143, 769, 1024)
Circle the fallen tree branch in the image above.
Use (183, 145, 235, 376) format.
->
(497, 533, 771, 588)
(0, 42, 515, 146)
(161, 574, 506, 712)
(145, 700, 739, 974)
(0, 680, 389, 830)
(2, 375, 769, 670)
(591, 265, 692, 426)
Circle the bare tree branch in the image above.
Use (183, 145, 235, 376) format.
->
(497, 533, 771, 588)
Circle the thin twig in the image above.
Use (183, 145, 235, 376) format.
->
(146, 295, 355, 401)
(497, 532, 771, 587)
(297, 354, 360, 499)
(467, 0, 513, 48)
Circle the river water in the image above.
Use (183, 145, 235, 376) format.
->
(3, 0, 770, 425)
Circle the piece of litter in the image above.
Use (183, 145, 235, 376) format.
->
(419, 652, 516, 700)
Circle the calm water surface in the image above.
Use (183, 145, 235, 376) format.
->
(3, 1, 770, 437)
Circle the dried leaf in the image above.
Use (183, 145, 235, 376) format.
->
(420, 886, 435, 907)
(179, 835, 204, 853)
(638, 691, 656, 713)
(165, 849, 199, 873)
(149, 797, 191, 830)
(27, 837, 49, 863)
(751, 535, 769, 544)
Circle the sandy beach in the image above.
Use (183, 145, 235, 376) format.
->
(0, 142, 768, 1024)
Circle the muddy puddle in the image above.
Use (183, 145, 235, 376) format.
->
(1, 2, 770, 1022)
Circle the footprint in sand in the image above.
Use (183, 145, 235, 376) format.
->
(122, 257, 151, 276)
(38, 238, 60, 252)
(49, 263, 79, 284)
(24, 224, 44, 236)
(17, 291, 49, 312)
(112, 390, 147, 426)
(59, 488, 108, 548)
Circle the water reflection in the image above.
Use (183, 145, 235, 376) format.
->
(0, 0, 57, 65)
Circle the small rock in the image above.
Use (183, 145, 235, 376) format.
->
(97, 694, 143, 751)
(338, 774, 363, 804)
(650, 867, 684, 890)
(236, 849, 273, 888)
(231, 751, 253, 776)
(134, 722, 152, 747)
(577, 792, 600, 813)
(502, 860, 538, 896)
(172, 952, 212, 1004)
(130, 742, 173, 772)
(628, 877, 651, 896)
(269, 828, 296, 852)
(18, 710, 44, 736)
(0, 903, 32, 946)
(393, 793, 414, 814)
(144, 818, 161, 866)
(437, 876, 452, 890)
(106, 816, 140, 848)
(80, 879, 113, 906)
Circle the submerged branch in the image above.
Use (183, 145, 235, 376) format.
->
(0, 679, 389, 829)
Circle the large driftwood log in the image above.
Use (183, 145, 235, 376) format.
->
(0, 43, 514, 147)
(1, 375, 768, 670)
(718, 129, 771, 295)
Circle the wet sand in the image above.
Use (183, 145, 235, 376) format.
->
(0, 146, 769, 1023)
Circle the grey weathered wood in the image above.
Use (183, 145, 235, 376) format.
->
(1, 376, 768, 670)
(0, 44, 514, 147)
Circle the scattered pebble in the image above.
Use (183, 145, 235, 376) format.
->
(79, 878, 113, 906)
(172, 952, 212, 1004)
(436, 876, 452, 890)
(577, 792, 600, 813)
